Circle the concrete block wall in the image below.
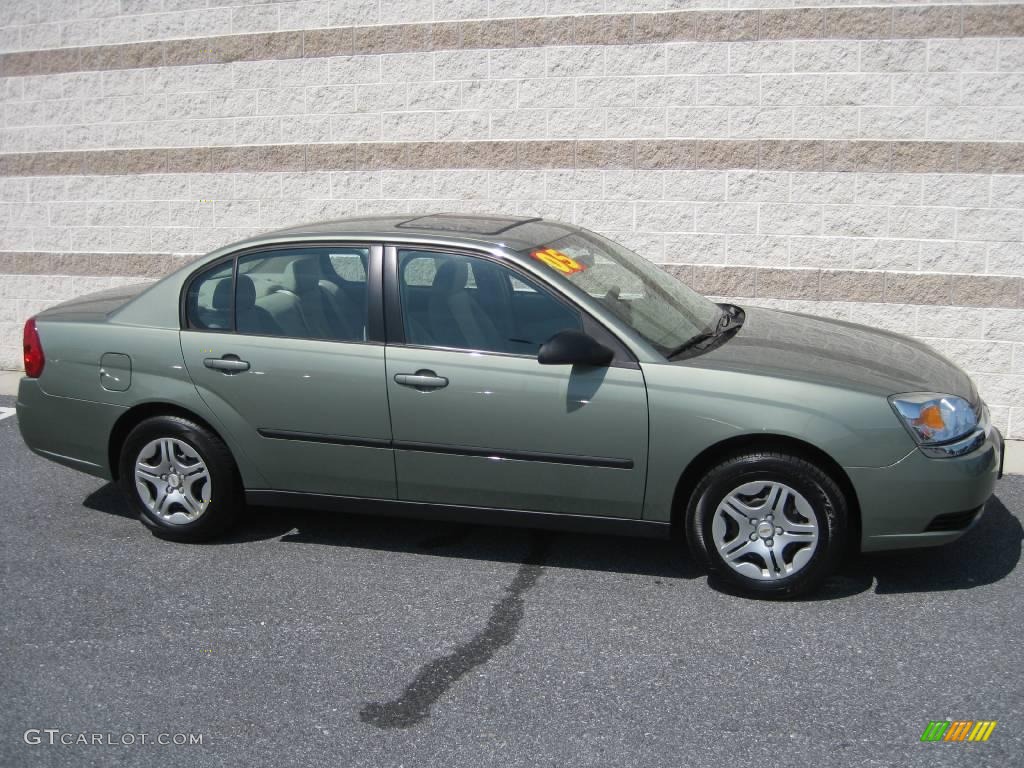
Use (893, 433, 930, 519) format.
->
(1, 1, 1023, 437)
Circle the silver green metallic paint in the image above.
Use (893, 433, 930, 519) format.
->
(16, 216, 1002, 553)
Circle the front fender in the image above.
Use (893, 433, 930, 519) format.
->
(641, 363, 913, 522)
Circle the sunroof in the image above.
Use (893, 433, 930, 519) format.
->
(395, 214, 542, 236)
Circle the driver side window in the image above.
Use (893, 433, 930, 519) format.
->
(397, 249, 582, 355)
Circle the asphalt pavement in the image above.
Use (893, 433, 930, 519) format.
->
(0, 394, 1021, 768)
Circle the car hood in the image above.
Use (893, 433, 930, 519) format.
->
(678, 306, 976, 401)
(36, 282, 152, 323)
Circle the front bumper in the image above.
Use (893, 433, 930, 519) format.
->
(847, 427, 1002, 553)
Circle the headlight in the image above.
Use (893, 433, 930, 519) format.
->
(889, 393, 985, 458)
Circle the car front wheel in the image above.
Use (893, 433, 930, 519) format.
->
(119, 415, 242, 541)
(685, 451, 847, 599)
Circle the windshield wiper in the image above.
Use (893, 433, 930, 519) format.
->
(666, 307, 738, 359)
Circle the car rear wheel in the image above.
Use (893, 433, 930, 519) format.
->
(685, 451, 847, 599)
(119, 415, 242, 541)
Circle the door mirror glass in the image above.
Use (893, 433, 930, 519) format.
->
(538, 330, 614, 367)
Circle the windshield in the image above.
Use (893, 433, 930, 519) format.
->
(520, 230, 723, 356)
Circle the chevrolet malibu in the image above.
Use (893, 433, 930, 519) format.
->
(17, 214, 1004, 598)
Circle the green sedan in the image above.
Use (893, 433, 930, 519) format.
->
(16, 214, 1004, 598)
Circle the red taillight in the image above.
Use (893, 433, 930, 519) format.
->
(23, 317, 44, 378)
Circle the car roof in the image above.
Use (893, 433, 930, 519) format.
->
(263, 213, 584, 253)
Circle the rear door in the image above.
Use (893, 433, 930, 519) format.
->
(179, 244, 396, 498)
(383, 245, 649, 518)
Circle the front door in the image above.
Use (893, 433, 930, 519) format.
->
(180, 244, 396, 499)
(384, 246, 648, 518)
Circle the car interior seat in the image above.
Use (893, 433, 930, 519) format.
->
(235, 274, 283, 336)
(258, 257, 356, 341)
(426, 259, 506, 352)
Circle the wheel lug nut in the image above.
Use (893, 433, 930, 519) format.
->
(749, 519, 757, 525)
(766, 514, 773, 521)
(766, 539, 774, 547)
(776, 526, 783, 535)
(749, 533, 757, 541)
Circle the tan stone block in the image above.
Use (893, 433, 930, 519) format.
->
(306, 143, 361, 171)
(963, 5, 1024, 37)
(694, 11, 758, 42)
(210, 34, 255, 63)
(823, 7, 892, 39)
(756, 267, 820, 299)
(759, 140, 823, 172)
(819, 269, 885, 302)
(760, 8, 826, 41)
(304, 27, 354, 58)
(211, 145, 261, 173)
(884, 272, 953, 305)
(517, 140, 575, 169)
(165, 38, 210, 66)
(367, 143, 407, 170)
(951, 275, 1021, 308)
(80, 150, 126, 175)
(259, 144, 306, 171)
(636, 140, 695, 170)
(166, 147, 211, 174)
(574, 14, 632, 46)
(634, 12, 696, 44)
(576, 140, 635, 169)
(958, 142, 1024, 174)
(823, 141, 891, 173)
(37, 48, 79, 75)
(455, 141, 518, 169)
(0, 52, 34, 77)
(893, 6, 962, 39)
(428, 22, 461, 51)
(386, 24, 425, 53)
(891, 141, 958, 173)
(459, 19, 516, 50)
(123, 149, 166, 175)
(692, 265, 756, 296)
(123, 41, 164, 69)
(354, 24, 404, 55)
(694, 140, 759, 170)
(80, 45, 124, 71)
(254, 31, 302, 60)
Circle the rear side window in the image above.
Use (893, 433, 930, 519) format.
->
(185, 261, 233, 330)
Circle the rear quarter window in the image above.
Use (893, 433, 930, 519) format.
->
(185, 261, 233, 330)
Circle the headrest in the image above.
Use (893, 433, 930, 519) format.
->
(432, 259, 469, 294)
(285, 258, 323, 293)
(212, 277, 232, 310)
(472, 260, 502, 296)
(235, 274, 257, 310)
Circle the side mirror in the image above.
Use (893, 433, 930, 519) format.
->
(538, 330, 614, 367)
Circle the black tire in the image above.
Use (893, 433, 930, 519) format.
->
(118, 415, 242, 542)
(685, 451, 847, 599)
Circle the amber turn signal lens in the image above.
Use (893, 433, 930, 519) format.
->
(913, 403, 945, 430)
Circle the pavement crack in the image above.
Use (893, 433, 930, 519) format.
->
(359, 534, 548, 730)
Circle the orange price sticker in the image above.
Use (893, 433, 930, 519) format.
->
(530, 248, 586, 275)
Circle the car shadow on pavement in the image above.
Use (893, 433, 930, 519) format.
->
(82, 483, 1021, 598)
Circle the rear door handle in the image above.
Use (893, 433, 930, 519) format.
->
(394, 370, 449, 390)
(204, 355, 250, 374)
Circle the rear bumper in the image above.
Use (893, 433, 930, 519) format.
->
(848, 428, 1002, 553)
(16, 377, 123, 480)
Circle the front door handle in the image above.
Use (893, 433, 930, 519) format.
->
(394, 370, 449, 390)
(204, 355, 250, 374)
